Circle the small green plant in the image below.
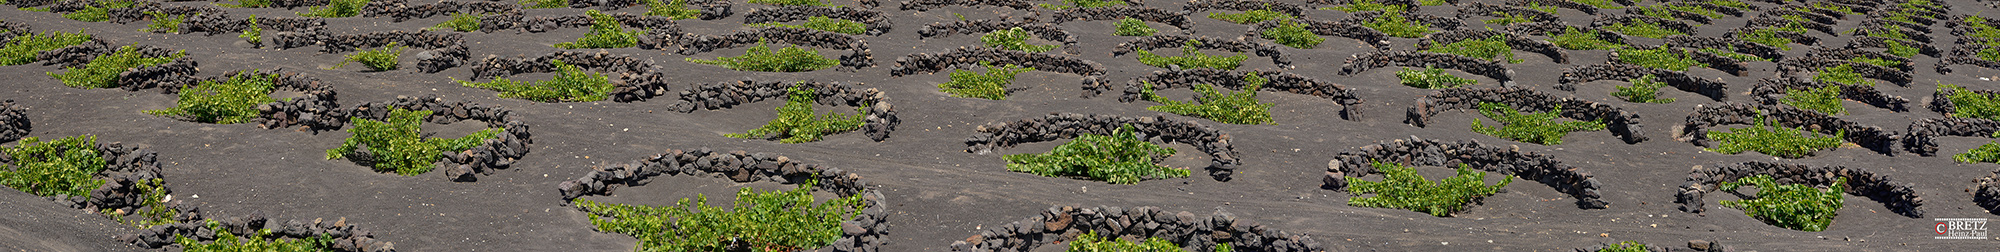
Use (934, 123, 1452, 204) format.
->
(1955, 142, 2000, 163)
(1738, 28, 1794, 50)
(725, 86, 866, 143)
(1700, 47, 1768, 62)
(1604, 19, 1685, 38)
(1640, 4, 1723, 20)
(240, 15, 263, 46)
(176, 220, 336, 251)
(1884, 39, 1919, 58)
(63, 0, 134, 22)
(49, 45, 185, 89)
(1138, 73, 1275, 125)
(1483, 12, 1534, 25)
(298, 0, 366, 17)
(1612, 74, 1676, 103)
(1262, 20, 1323, 49)
(519, 0, 566, 8)
(1208, 9, 1293, 24)
(1425, 34, 1519, 63)
(0, 29, 93, 65)
(1417, 0, 1445, 6)
(1705, 116, 1844, 159)
(554, 10, 642, 49)
(1570, 0, 1624, 9)
(1523, 2, 1558, 13)
(1003, 124, 1185, 184)
(106, 178, 174, 228)
(1113, 17, 1156, 36)
(685, 40, 839, 72)
(1813, 64, 1870, 86)
(458, 60, 614, 102)
(1548, 27, 1624, 50)
(1346, 162, 1512, 217)
(1979, 47, 2000, 62)
(1781, 85, 1844, 115)
(1038, 0, 1123, 10)
(327, 109, 503, 175)
(1365, 11, 1434, 38)
(0, 135, 107, 199)
(750, 16, 867, 35)
(1704, 0, 1749, 10)
(218, 0, 271, 8)
(980, 27, 1057, 53)
(1719, 175, 1845, 232)
(428, 12, 482, 32)
(1803, 3, 1859, 16)
(142, 12, 186, 33)
(1850, 57, 1900, 68)
(571, 179, 865, 252)
(331, 42, 405, 71)
(1597, 241, 1652, 252)
(748, 0, 830, 6)
(642, 0, 701, 19)
(1943, 84, 2000, 120)
(937, 63, 1034, 100)
(1470, 103, 1606, 145)
(1616, 45, 1705, 71)
(1069, 231, 1233, 252)
(146, 71, 279, 124)
(1396, 66, 1477, 89)
(1322, 0, 1405, 13)
(1856, 27, 1909, 41)
(1133, 40, 1247, 70)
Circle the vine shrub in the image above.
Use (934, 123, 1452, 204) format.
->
(1719, 175, 1845, 232)
(63, 0, 134, 22)
(241, 15, 263, 46)
(724, 86, 867, 143)
(429, 12, 482, 32)
(1396, 67, 1476, 89)
(980, 27, 1057, 53)
(299, 0, 366, 17)
(1208, 9, 1293, 25)
(750, 16, 866, 35)
(1547, 27, 1623, 50)
(1604, 19, 1684, 38)
(1471, 103, 1606, 145)
(1133, 40, 1246, 70)
(1612, 74, 1675, 103)
(1069, 231, 1232, 252)
(142, 12, 186, 33)
(1705, 116, 1844, 159)
(1002, 124, 1186, 184)
(1322, 0, 1405, 13)
(1616, 45, 1705, 71)
(1955, 142, 2000, 163)
(1943, 84, 2000, 120)
(1781, 85, 1844, 115)
(1737, 28, 1794, 50)
(108, 178, 174, 227)
(1597, 241, 1652, 252)
(749, 0, 831, 6)
(219, 0, 271, 7)
(326, 109, 504, 176)
(520, 0, 565, 8)
(1365, 11, 1433, 38)
(49, 45, 185, 89)
(1114, 17, 1156, 36)
(1850, 57, 1899, 68)
(1346, 162, 1512, 217)
(1885, 40, 1919, 58)
(555, 10, 642, 49)
(1038, 0, 1124, 10)
(458, 60, 614, 102)
(1426, 34, 1519, 63)
(1814, 64, 1870, 86)
(1571, 0, 1625, 9)
(146, 71, 280, 124)
(1701, 47, 1767, 62)
(0, 29, 93, 65)
(685, 40, 838, 72)
(1483, 12, 1533, 25)
(1138, 73, 1275, 125)
(937, 63, 1034, 100)
(331, 42, 404, 71)
(176, 220, 336, 252)
(571, 179, 865, 252)
(0, 135, 106, 199)
(1262, 20, 1323, 49)
(643, 0, 700, 19)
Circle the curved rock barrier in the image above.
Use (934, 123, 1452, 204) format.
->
(1807, 47, 1913, 72)
(1853, 36, 1939, 57)
(462, 51, 674, 103)
(1509, 22, 1631, 46)
(0, 101, 26, 144)
(1051, 6, 1194, 30)
(1457, 3, 1558, 24)
(333, 95, 535, 181)
(1610, 46, 1751, 76)
(1346, 11, 1464, 31)
(1245, 18, 1391, 48)
(1340, 51, 1512, 85)
(918, 19, 1078, 53)
(554, 148, 890, 252)
(1183, 0, 1303, 17)
(1902, 117, 2000, 156)
(223, 70, 342, 132)
(664, 80, 899, 141)
(495, 11, 685, 33)
(1745, 16, 1836, 36)
(1776, 57, 1912, 86)
(1506, 0, 1599, 15)
(1556, 63, 1729, 102)
(359, 0, 517, 22)
(1593, 15, 1695, 35)
(964, 113, 1241, 180)
(1322, 136, 1611, 209)
(1667, 35, 1784, 61)
(1416, 29, 1568, 64)
(898, 0, 1032, 11)
(123, 212, 398, 252)
(1678, 103, 1898, 154)
(640, 27, 875, 70)
(1118, 68, 1364, 120)
(1760, 8, 1835, 25)
(947, 206, 1322, 252)
(892, 47, 1110, 98)
(1676, 161, 1924, 218)
(1406, 86, 1647, 144)
(744, 6, 893, 35)
(270, 30, 468, 73)
(1111, 35, 1289, 68)
(1749, 77, 1909, 112)
(35, 39, 200, 92)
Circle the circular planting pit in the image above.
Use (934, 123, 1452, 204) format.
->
(893, 47, 1110, 98)
(965, 113, 1241, 181)
(324, 95, 534, 181)
(1416, 29, 1569, 64)
(1117, 68, 1364, 120)
(1749, 77, 1910, 112)
(1340, 51, 1513, 86)
(664, 79, 899, 141)
(1406, 86, 1648, 144)
(1323, 136, 1611, 209)
(1111, 35, 1291, 68)
(919, 19, 1078, 53)
(745, 6, 893, 36)
(947, 205, 1321, 252)
(555, 148, 889, 252)
(1678, 103, 1898, 155)
(639, 27, 875, 70)
(465, 50, 675, 102)
(1242, 18, 1392, 49)
(1675, 161, 1925, 218)
(1557, 63, 1730, 102)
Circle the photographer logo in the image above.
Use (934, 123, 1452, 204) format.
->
(1935, 218, 1988, 239)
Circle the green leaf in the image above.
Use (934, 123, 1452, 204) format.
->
(1469, 103, 1606, 145)
(1003, 124, 1185, 184)
(1345, 162, 1512, 217)
(724, 85, 866, 143)
(1718, 175, 1845, 232)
